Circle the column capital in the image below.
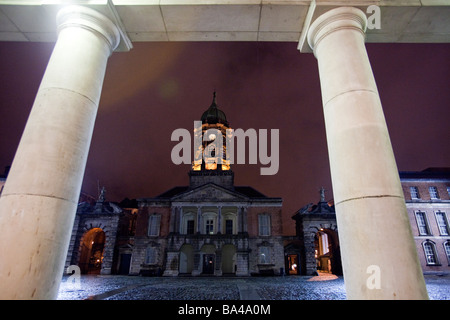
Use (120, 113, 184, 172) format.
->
(56, 5, 120, 54)
(307, 7, 367, 56)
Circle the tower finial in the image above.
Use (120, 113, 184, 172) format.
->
(320, 187, 325, 202)
(211, 90, 217, 107)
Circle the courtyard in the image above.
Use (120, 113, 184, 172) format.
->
(57, 273, 450, 300)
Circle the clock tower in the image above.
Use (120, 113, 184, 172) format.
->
(189, 92, 234, 189)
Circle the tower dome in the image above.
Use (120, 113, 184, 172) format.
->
(201, 92, 228, 126)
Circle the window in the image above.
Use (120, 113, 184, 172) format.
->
(258, 214, 271, 236)
(429, 186, 439, 200)
(409, 186, 420, 200)
(415, 211, 431, 236)
(148, 215, 161, 237)
(435, 211, 449, 236)
(145, 247, 157, 264)
(206, 219, 214, 235)
(186, 220, 195, 235)
(444, 241, 450, 265)
(259, 247, 271, 264)
(447, 187, 450, 199)
(423, 241, 438, 265)
(225, 219, 233, 235)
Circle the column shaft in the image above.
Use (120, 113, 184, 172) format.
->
(306, 7, 428, 299)
(0, 6, 120, 299)
(217, 205, 222, 234)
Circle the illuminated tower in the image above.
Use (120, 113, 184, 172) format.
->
(189, 92, 234, 189)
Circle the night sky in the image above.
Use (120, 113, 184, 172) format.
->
(0, 41, 449, 235)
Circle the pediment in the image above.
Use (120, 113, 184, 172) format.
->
(171, 183, 248, 202)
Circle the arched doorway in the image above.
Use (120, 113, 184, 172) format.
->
(179, 244, 194, 274)
(221, 244, 236, 274)
(79, 228, 106, 274)
(314, 229, 342, 275)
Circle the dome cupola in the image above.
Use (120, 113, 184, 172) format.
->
(201, 92, 228, 126)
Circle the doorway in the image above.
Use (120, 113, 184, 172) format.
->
(202, 254, 215, 274)
(79, 228, 105, 274)
(287, 254, 299, 275)
(118, 253, 131, 275)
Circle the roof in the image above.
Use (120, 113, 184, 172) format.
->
(145, 184, 278, 202)
(200, 92, 228, 126)
(399, 168, 450, 181)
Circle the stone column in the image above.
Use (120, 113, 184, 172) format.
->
(306, 7, 428, 299)
(196, 206, 202, 234)
(0, 6, 121, 299)
(242, 207, 248, 233)
(217, 205, 222, 234)
(178, 206, 183, 234)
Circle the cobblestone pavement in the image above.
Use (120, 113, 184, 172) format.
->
(57, 273, 450, 300)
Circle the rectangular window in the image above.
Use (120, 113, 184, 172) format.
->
(186, 220, 195, 235)
(258, 214, 271, 236)
(409, 186, 420, 200)
(435, 211, 449, 236)
(225, 219, 233, 235)
(206, 219, 214, 235)
(145, 247, 156, 264)
(447, 187, 450, 199)
(415, 211, 431, 236)
(259, 247, 271, 264)
(148, 215, 161, 236)
(429, 186, 439, 200)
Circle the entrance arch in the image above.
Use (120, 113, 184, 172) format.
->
(179, 244, 194, 274)
(314, 229, 341, 275)
(78, 228, 106, 274)
(221, 244, 236, 274)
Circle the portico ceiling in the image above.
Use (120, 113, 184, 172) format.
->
(0, 0, 449, 51)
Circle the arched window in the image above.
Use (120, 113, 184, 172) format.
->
(444, 241, 450, 265)
(422, 240, 439, 265)
(223, 212, 237, 235)
(181, 212, 195, 235)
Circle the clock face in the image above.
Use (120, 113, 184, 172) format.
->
(208, 133, 216, 141)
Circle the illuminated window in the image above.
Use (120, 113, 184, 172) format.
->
(435, 211, 449, 236)
(206, 219, 214, 235)
(415, 211, 431, 236)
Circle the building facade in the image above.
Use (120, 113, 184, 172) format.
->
(291, 188, 342, 276)
(292, 169, 450, 276)
(65, 94, 284, 277)
(400, 168, 450, 274)
(131, 94, 284, 277)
